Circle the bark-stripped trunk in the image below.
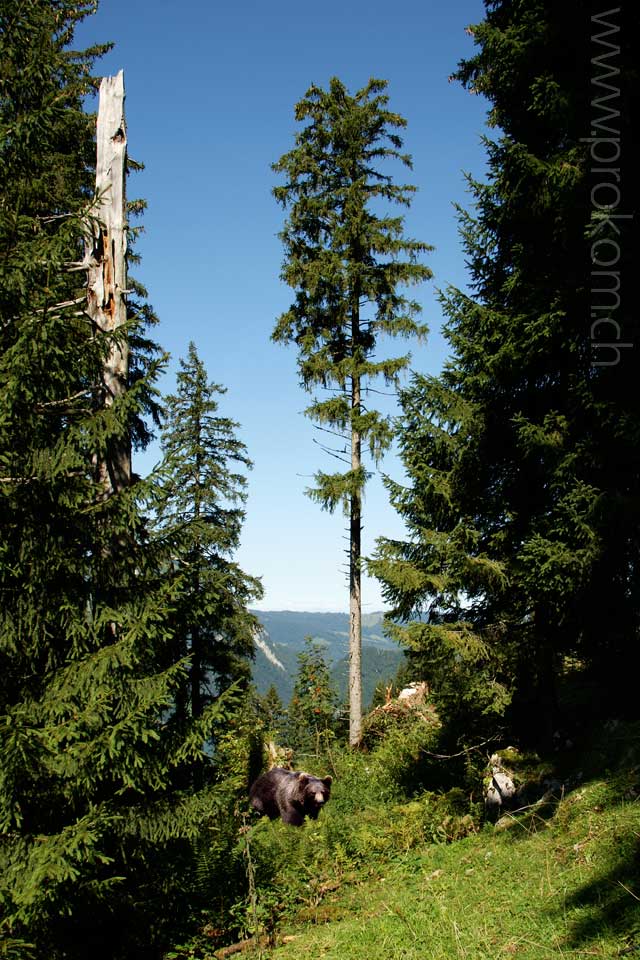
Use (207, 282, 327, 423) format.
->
(86, 71, 130, 494)
(349, 297, 362, 747)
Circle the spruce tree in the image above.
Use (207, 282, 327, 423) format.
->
(0, 6, 239, 956)
(371, 1, 639, 741)
(273, 77, 432, 745)
(257, 684, 286, 739)
(287, 638, 339, 758)
(153, 342, 263, 725)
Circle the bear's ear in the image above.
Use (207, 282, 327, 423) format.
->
(297, 773, 310, 787)
(322, 776, 332, 786)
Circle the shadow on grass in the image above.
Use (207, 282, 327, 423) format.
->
(490, 783, 566, 839)
(494, 765, 639, 842)
(553, 833, 640, 953)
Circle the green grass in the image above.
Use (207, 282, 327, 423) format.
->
(246, 773, 640, 959)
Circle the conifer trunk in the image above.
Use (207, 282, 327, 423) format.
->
(349, 302, 362, 747)
(191, 431, 203, 719)
(191, 609, 202, 719)
(535, 604, 558, 748)
(86, 70, 130, 494)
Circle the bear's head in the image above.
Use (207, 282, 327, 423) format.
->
(297, 772, 332, 819)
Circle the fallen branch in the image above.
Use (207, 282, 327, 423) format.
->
(617, 881, 640, 903)
(214, 934, 273, 958)
(420, 733, 503, 760)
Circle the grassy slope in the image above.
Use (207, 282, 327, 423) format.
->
(251, 774, 640, 959)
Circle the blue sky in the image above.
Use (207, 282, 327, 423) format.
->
(76, 0, 490, 612)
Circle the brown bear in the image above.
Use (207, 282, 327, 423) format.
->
(249, 767, 332, 826)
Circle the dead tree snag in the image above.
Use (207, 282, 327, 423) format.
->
(86, 70, 130, 494)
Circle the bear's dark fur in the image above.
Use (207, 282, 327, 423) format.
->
(249, 767, 332, 827)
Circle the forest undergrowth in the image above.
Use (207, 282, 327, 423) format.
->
(168, 701, 640, 960)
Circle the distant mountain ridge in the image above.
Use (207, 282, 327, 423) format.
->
(251, 609, 404, 708)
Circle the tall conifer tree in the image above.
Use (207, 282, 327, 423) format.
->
(287, 637, 339, 757)
(0, 6, 239, 956)
(371, 1, 639, 740)
(154, 342, 263, 724)
(273, 77, 431, 745)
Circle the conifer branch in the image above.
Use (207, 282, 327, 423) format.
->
(35, 389, 94, 410)
(313, 423, 350, 442)
(312, 437, 350, 464)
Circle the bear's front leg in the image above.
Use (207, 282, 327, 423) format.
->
(280, 804, 305, 827)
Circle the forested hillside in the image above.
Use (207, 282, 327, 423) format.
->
(252, 611, 404, 705)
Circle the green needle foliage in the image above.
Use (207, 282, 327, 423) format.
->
(256, 684, 287, 740)
(153, 342, 263, 725)
(273, 77, 432, 745)
(287, 637, 340, 758)
(370, 2, 639, 745)
(0, 6, 244, 957)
